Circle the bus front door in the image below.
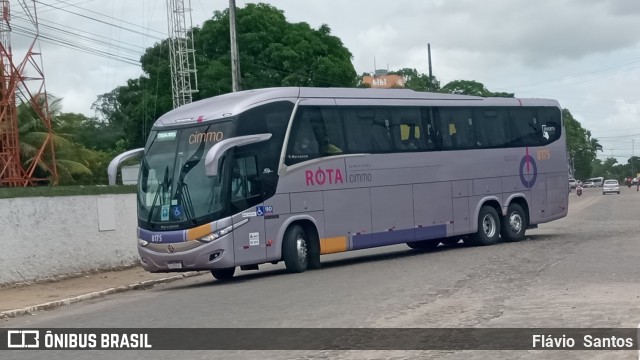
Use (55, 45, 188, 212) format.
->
(230, 155, 267, 266)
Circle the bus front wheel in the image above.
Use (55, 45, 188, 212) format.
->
(211, 267, 235, 281)
(501, 203, 527, 242)
(283, 225, 308, 273)
(468, 206, 500, 246)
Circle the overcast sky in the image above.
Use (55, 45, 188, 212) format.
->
(11, 0, 640, 160)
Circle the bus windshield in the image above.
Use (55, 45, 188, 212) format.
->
(137, 121, 234, 230)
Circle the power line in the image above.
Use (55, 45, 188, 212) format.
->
(13, 26, 141, 65)
(12, 13, 146, 56)
(53, 0, 166, 36)
(32, 0, 165, 40)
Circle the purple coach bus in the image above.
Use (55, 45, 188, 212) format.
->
(108, 87, 568, 280)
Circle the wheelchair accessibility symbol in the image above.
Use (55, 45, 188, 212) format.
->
(256, 206, 273, 217)
(519, 153, 537, 189)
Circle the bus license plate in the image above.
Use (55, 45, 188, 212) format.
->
(167, 262, 183, 269)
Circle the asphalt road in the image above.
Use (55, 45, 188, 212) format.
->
(3, 185, 640, 359)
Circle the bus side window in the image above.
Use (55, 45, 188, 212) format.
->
(509, 108, 540, 146)
(438, 108, 476, 150)
(342, 107, 376, 153)
(390, 107, 425, 151)
(474, 108, 509, 148)
(369, 109, 394, 152)
(422, 107, 440, 150)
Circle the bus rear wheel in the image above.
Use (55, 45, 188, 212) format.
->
(283, 225, 308, 273)
(501, 203, 527, 242)
(468, 206, 500, 246)
(211, 267, 235, 281)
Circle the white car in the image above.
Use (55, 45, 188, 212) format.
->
(602, 179, 620, 195)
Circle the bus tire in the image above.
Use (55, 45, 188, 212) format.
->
(468, 206, 500, 246)
(501, 203, 527, 242)
(283, 224, 308, 273)
(211, 267, 235, 281)
(407, 240, 439, 250)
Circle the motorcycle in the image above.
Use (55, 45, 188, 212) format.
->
(576, 185, 583, 196)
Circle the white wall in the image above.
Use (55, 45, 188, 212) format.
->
(0, 194, 139, 286)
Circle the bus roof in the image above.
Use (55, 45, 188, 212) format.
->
(153, 87, 561, 128)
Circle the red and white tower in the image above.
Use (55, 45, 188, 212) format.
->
(0, 0, 57, 186)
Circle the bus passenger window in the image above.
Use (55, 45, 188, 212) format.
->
(390, 107, 425, 151)
(285, 106, 344, 165)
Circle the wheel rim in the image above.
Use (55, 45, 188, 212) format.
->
(296, 234, 308, 267)
(509, 212, 522, 233)
(482, 214, 497, 237)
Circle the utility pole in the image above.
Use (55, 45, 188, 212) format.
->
(427, 43, 433, 91)
(632, 139, 635, 179)
(229, 0, 241, 92)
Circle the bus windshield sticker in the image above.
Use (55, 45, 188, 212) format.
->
(542, 125, 556, 140)
(161, 205, 170, 221)
(157, 131, 177, 141)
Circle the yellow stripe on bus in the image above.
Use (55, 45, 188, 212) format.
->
(320, 236, 348, 254)
(186, 223, 212, 241)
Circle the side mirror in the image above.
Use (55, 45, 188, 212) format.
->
(205, 134, 272, 177)
(107, 148, 144, 185)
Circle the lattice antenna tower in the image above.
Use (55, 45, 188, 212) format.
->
(0, 0, 57, 186)
(166, 0, 198, 109)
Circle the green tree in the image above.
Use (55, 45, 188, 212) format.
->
(388, 68, 440, 91)
(563, 109, 602, 180)
(94, 3, 358, 148)
(18, 95, 103, 184)
(440, 80, 514, 97)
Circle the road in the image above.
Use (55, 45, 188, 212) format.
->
(3, 186, 640, 359)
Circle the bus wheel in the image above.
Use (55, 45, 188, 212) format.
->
(501, 203, 527, 242)
(407, 240, 439, 250)
(211, 267, 235, 281)
(469, 206, 500, 246)
(283, 225, 308, 273)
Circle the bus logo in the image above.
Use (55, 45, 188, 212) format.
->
(519, 152, 538, 189)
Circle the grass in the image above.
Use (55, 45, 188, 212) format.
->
(0, 185, 137, 199)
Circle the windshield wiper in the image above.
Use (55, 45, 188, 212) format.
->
(147, 166, 170, 225)
(175, 141, 205, 224)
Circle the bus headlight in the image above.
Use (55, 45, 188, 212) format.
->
(138, 239, 149, 247)
(198, 225, 233, 243)
(197, 219, 249, 243)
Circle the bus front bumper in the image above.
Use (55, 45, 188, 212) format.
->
(137, 234, 235, 272)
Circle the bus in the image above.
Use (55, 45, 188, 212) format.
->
(108, 87, 568, 280)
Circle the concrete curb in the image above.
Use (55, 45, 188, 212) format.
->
(0, 271, 203, 319)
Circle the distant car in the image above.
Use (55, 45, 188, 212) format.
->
(583, 181, 595, 188)
(602, 179, 620, 195)
(569, 179, 577, 188)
